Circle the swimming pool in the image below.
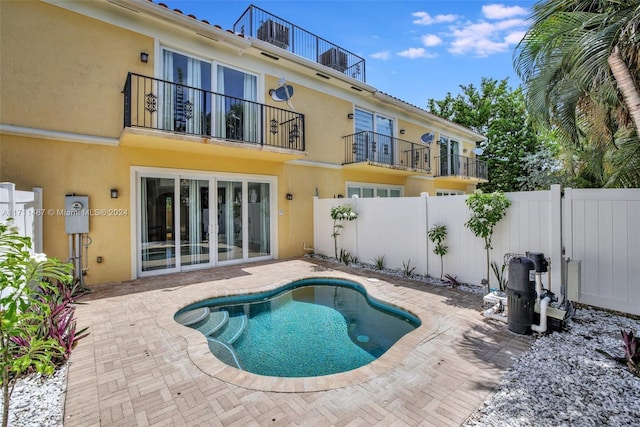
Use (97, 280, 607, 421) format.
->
(174, 278, 421, 377)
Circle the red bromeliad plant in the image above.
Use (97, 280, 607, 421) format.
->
(620, 329, 639, 376)
(46, 299, 89, 361)
(599, 328, 640, 378)
(1, 222, 73, 427)
(33, 278, 90, 362)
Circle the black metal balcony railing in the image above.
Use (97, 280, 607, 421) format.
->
(343, 131, 431, 172)
(123, 73, 305, 151)
(233, 5, 366, 83)
(434, 155, 488, 180)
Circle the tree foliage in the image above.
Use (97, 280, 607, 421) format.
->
(464, 191, 511, 285)
(0, 222, 72, 427)
(427, 78, 547, 192)
(514, 0, 640, 188)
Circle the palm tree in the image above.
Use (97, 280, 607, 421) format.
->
(515, 0, 640, 187)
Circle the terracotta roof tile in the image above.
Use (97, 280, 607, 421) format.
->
(148, 0, 237, 35)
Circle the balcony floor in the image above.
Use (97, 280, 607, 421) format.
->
(120, 127, 307, 162)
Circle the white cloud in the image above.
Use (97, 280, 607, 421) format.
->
(406, 5, 528, 58)
(412, 11, 458, 25)
(447, 18, 528, 56)
(495, 18, 528, 30)
(421, 34, 443, 47)
(504, 30, 526, 45)
(482, 4, 529, 20)
(370, 50, 391, 60)
(397, 48, 437, 59)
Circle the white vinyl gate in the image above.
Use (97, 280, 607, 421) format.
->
(0, 182, 43, 252)
(563, 188, 640, 315)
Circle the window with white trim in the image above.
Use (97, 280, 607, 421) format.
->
(347, 182, 403, 198)
(436, 189, 465, 196)
(160, 47, 259, 140)
(352, 108, 395, 163)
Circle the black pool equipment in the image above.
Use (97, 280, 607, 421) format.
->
(526, 251, 548, 274)
(507, 257, 537, 335)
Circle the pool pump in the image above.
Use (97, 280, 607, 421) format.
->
(506, 252, 564, 335)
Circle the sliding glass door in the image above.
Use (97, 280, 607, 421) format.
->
(138, 171, 274, 276)
(140, 177, 177, 272)
(217, 180, 243, 262)
(180, 179, 210, 266)
(248, 182, 270, 258)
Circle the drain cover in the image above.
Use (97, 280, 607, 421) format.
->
(357, 335, 370, 343)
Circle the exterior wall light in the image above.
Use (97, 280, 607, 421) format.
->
(399, 129, 405, 134)
(140, 52, 149, 63)
(110, 189, 119, 199)
(347, 113, 354, 119)
(286, 193, 294, 200)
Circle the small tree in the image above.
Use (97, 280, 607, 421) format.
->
(427, 224, 448, 280)
(464, 191, 511, 286)
(330, 204, 358, 259)
(0, 222, 73, 427)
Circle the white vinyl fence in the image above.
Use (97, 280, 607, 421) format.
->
(313, 185, 640, 316)
(563, 188, 640, 315)
(0, 182, 43, 252)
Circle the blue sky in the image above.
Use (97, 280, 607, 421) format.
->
(162, 1, 536, 108)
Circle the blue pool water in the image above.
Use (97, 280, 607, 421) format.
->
(174, 278, 420, 377)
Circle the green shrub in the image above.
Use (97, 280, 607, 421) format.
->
(427, 224, 448, 280)
(330, 204, 358, 259)
(0, 221, 83, 427)
(372, 255, 386, 270)
(402, 259, 416, 277)
(465, 190, 511, 285)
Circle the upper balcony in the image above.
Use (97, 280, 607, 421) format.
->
(233, 5, 366, 83)
(122, 73, 305, 159)
(434, 154, 488, 181)
(343, 131, 431, 174)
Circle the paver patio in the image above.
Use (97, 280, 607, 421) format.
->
(64, 258, 532, 426)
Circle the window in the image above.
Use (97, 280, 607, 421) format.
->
(161, 50, 211, 134)
(436, 189, 464, 196)
(215, 65, 258, 142)
(160, 48, 259, 141)
(439, 135, 460, 176)
(353, 108, 395, 163)
(347, 182, 403, 198)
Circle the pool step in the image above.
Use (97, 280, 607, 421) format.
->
(207, 337, 244, 370)
(194, 310, 229, 337)
(175, 307, 210, 327)
(213, 313, 248, 344)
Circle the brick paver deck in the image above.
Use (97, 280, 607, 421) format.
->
(64, 258, 532, 426)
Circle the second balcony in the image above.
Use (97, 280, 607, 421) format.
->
(122, 73, 305, 160)
(343, 131, 431, 174)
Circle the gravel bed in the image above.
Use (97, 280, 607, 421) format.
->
(4, 257, 639, 426)
(464, 307, 640, 426)
(1, 364, 66, 427)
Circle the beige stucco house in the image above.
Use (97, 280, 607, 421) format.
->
(0, 0, 487, 284)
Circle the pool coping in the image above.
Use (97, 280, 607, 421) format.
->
(156, 267, 438, 393)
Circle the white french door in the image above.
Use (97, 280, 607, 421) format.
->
(137, 169, 274, 276)
(354, 109, 394, 163)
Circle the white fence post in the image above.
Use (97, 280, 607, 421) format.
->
(562, 187, 574, 301)
(549, 184, 562, 296)
(33, 187, 43, 253)
(422, 192, 429, 277)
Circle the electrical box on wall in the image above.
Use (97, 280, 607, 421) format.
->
(64, 195, 89, 234)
